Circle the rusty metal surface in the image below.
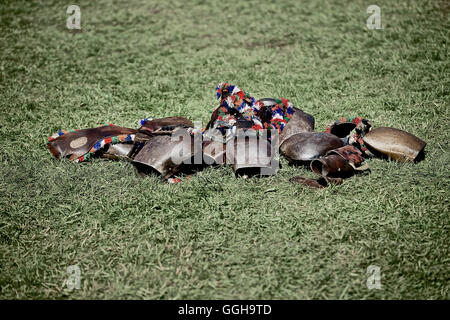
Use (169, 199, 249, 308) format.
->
(131, 132, 197, 179)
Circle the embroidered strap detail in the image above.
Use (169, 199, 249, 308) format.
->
(47, 124, 135, 163)
(74, 133, 135, 163)
(48, 123, 114, 142)
(214, 83, 294, 136)
(324, 117, 371, 153)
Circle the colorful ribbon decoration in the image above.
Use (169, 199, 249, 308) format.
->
(74, 133, 135, 162)
(214, 82, 294, 135)
(47, 124, 135, 163)
(324, 116, 370, 152)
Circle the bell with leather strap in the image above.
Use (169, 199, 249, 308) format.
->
(259, 98, 315, 146)
(280, 132, 344, 164)
(138, 116, 193, 135)
(131, 127, 200, 180)
(48, 125, 137, 161)
(290, 145, 369, 189)
(128, 116, 194, 159)
(310, 145, 369, 177)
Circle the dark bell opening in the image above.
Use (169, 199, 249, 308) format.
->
(234, 167, 266, 178)
(310, 160, 323, 175)
(330, 123, 356, 138)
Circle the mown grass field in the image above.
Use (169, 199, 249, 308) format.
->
(0, 0, 449, 299)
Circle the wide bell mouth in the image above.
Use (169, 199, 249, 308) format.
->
(330, 122, 357, 138)
(310, 158, 325, 176)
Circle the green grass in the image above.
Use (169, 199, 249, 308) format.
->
(0, 0, 449, 299)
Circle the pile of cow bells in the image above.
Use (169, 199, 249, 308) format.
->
(47, 88, 427, 189)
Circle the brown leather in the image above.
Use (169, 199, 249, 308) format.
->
(131, 128, 199, 179)
(280, 132, 344, 164)
(362, 127, 426, 162)
(139, 117, 193, 135)
(48, 125, 137, 161)
(290, 176, 327, 189)
(290, 176, 343, 189)
(291, 145, 368, 189)
(205, 107, 220, 130)
(311, 145, 369, 177)
(321, 144, 368, 172)
(311, 154, 354, 178)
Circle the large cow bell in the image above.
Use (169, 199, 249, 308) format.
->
(280, 132, 344, 164)
(362, 127, 426, 162)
